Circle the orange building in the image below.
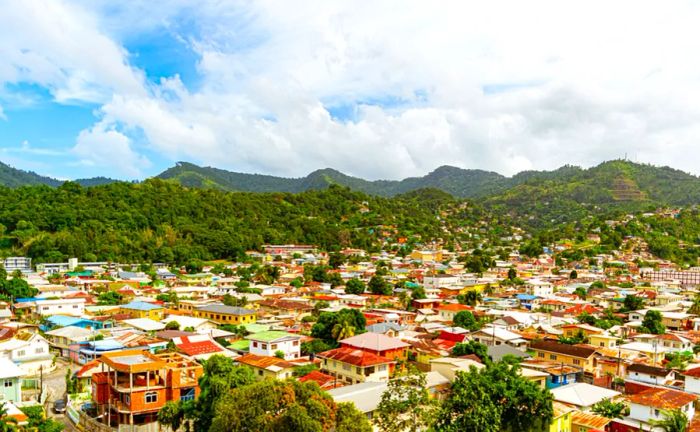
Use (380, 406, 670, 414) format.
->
(92, 350, 203, 429)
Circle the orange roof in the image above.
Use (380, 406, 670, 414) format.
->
(628, 387, 697, 409)
(571, 411, 611, 429)
(435, 304, 472, 312)
(237, 353, 295, 370)
(298, 370, 343, 389)
(317, 347, 395, 367)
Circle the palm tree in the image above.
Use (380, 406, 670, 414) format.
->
(650, 409, 688, 432)
(332, 320, 355, 341)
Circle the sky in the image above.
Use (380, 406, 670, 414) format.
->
(1, 1, 700, 181)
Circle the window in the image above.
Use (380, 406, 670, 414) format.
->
(73, 305, 79, 309)
(573, 359, 580, 365)
(654, 409, 660, 417)
(252, 342, 258, 348)
(343, 364, 350, 371)
(35, 347, 44, 354)
(378, 365, 386, 372)
(258, 370, 263, 376)
(293, 341, 299, 346)
(262, 343, 267, 349)
(538, 352, 544, 358)
(181, 388, 195, 402)
(4, 380, 12, 388)
(271, 344, 278, 350)
(549, 354, 556, 360)
(16, 350, 25, 357)
(145, 392, 158, 403)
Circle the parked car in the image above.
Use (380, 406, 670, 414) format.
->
(53, 399, 66, 414)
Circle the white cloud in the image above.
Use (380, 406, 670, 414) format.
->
(73, 123, 150, 178)
(5, 0, 700, 179)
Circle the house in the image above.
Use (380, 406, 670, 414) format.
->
(171, 335, 235, 361)
(550, 382, 620, 410)
(682, 367, 700, 395)
(0, 358, 24, 403)
(571, 411, 611, 432)
(160, 315, 216, 332)
(626, 363, 675, 386)
(328, 381, 388, 421)
(45, 326, 97, 357)
(365, 322, 405, 338)
(121, 318, 166, 333)
(0, 332, 53, 375)
(521, 360, 583, 389)
(435, 304, 472, 323)
(34, 298, 86, 317)
(529, 341, 600, 374)
(339, 333, 410, 362)
(317, 347, 394, 384)
(527, 279, 554, 297)
(562, 324, 603, 338)
(246, 331, 301, 360)
(471, 326, 528, 350)
(589, 333, 618, 349)
(624, 387, 697, 430)
(298, 370, 343, 390)
(92, 350, 203, 430)
(550, 402, 574, 432)
(654, 333, 693, 352)
(119, 301, 164, 320)
(430, 357, 485, 382)
(236, 353, 296, 380)
(193, 304, 257, 325)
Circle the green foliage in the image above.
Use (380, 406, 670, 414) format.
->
(591, 398, 628, 419)
(558, 330, 588, 345)
(344, 278, 366, 295)
(640, 310, 665, 335)
(451, 341, 490, 364)
(649, 409, 689, 432)
(97, 290, 123, 306)
(19, 405, 64, 432)
(292, 363, 319, 377)
(375, 368, 438, 432)
(311, 309, 366, 343)
(368, 275, 392, 295)
(434, 362, 553, 432)
(301, 339, 334, 355)
(165, 321, 180, 330)
(156, 291, 179, 304)
(210, 379, 371, 432)
(665, 352, 693, 371)
(507, 267, 517, 280)
(573, 287, 587, 300)
(453, 311, 482, 332)
(456, 290, 481, 306)
(622, 294, 645, 312)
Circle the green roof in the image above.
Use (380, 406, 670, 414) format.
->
(245, 330, 297, 343)
(241, 323, 271, 334)
(228, 340, 250, 351)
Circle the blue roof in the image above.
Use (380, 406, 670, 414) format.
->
(15, 297, 41, 303)
(516, 294, 539, 301)
(121, 301, 162, 311)
(46, 316, 83, 327)
(86, 340, 123, 351)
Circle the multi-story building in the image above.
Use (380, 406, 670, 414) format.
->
(193, 304, 256, 325)
(119, 301, 164, 321)
(246, 331, 301, 360)
(317, 347, 394, 385)
(2, 257, 31, 273)
(34, 298, 86, 317)
(92, 350, 203, 429)
(530, 341, 600, 374)
(236, 353, 296, 380)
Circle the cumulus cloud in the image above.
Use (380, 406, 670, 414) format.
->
(73, 123, 150, 178)
(4, 0, 700, 179)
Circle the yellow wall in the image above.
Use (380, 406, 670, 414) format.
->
(193, 310, 256, 324)
(321, 358, 389, 384)
(550, 412, 572, 432)
(533, 349, 594, 373)
(121, 307, 164, 320)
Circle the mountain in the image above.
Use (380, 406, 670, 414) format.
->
(0, 161, 62, 187)
(156, 162, 508, 197)
(0, 161, 119, 188)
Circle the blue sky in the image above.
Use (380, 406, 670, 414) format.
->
(2, 1, 700, 181)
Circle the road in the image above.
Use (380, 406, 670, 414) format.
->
(39, 359, 80, 432)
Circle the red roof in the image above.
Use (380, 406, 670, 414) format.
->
(175, 336, 222, 356)
(437, 330, 468, 343)
(436, 304, 473, 312)
(628, 387, 697, 409)
(562, 304, 601, 316)
(298, 370, 343, 389)
(317, 347, 395, 367)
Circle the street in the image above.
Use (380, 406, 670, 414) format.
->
(39, 359, 80, 432)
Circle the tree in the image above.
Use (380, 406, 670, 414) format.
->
(640, 310, 665, 335)
(507, 267, 517, 280)
(451, 341, 490, 363)
(156, 291, 179, 305)
(368, 275, 392, 295)
(223, 294, 248, 308)
(311, 309, 366, 343)
(649, 409, 689, 432)
(457, 290, 481, 307)
(274, 350, 285, 359)
(622, 294, 645, 312)
(210, 379, 371, 432)
(453, 311, 481, 332)
(573, 286, 587, 300)
(158, 401, 185, 431)
(185, 259, 204, 274)
(433, 362, 553, 432)
(293, 364, 319, 377)
(332, 320, 355, 341)
(165, 321, 180, 330)
(689, 294, 700, 315)
(569, 269, 578, 279)
(591, 398, 628, 419)
(411, 286, 427, 301)
(329, 253, 346, 269)
(335, 402, 373, 432)
(97, 290, 123, 306)
(345, 278, 366, 295)
(375, 368, 438, 432)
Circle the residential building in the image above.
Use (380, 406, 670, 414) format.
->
(626, 363, 674, 386)
(0, 332, 52, 375)
(530, 341, 600, 374)
(92, 350, 203, 429)
(317, 347, 394, 384)
(193, 304, 257, 325)
(551, 382, 620, 410)
(119, 301, 164, 320)
(2, 257, 31, 273)
(246, 331, 301, 360)
(45, 326, 97, 357)
(625, 387, 696, 429)
(435, 304, 472, 323)
(471, 326, 528, 350)
(34, 298, 85, 317)
(339, 332, 409, 363)
(0, 358, 24, 403)
(236, 353, 296, 380)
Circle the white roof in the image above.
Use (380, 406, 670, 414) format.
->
(476, 326, 525, 342)
(161, 315, 210, 328)
(121, 318, 166, 332)
(619, 342, 669, 354)
(0, 358, 24, 379)
(46, 326, 95, 339)
(328, 382, 388, 413)
(551, 383, 620, 407)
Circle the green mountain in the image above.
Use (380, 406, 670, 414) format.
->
(156, 162, 507, 197)
(0, 161, 62, 187)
